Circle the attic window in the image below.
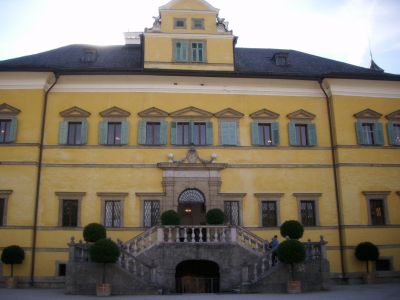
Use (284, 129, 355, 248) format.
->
(273, 53, 289, 66)
(174, 18, 186, 29)
(81, 48, 97, 63)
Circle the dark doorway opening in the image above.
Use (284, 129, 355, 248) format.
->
(178, 189, 206, 225)
(176, 260, 219, 293)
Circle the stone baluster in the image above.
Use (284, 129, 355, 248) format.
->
(207, 227, 211, 242)
(253, 263, 258, 282)
(199, 228, 203, 242)
(230, 227, 237, 243)
(140, 263, 144, 278)
(214, 228, 218, 242)
(191, 227, 195, 243)
(168, 227, 172, 242)
(176, 227, 180, 242)
(261, 257, 266, 274)
(157, 227, 164, 243)
(134, 240, 138, 255)
(222, 228, 226, 242)
(184, 228, 188, 242)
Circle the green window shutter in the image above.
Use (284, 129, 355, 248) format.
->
(7, 117, 18, 143)
(271, 122, 280, 146)
(387, 122, 395, 145)
(189, 121, 194, 145)
(206, 122, 213, 145)
(251, 122, 259, 145)
(221, 121, 237, 145)
(374, 122, 384, 145)
(288, 122, 298, 146)
(120, 120, 129, 145)
(170, 121, 177, 145)
(99, 120, 108, 145)
(58, 121, 68, 145)
(159, 121, 168, 145)
(355, 122, 364, 145)
(80, 120, 88, 145)
(307, 123, 317, 146)
(138, 120, 147, 145)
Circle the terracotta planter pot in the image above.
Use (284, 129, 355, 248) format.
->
(5, 277, 17, 289)
(363, 273, 376, 284)
(287, 280, 301, 294)
(96, 283, 111, 297)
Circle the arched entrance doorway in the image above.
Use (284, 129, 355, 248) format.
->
(178, 189, 206, 225)
(176, 260, 220, 293)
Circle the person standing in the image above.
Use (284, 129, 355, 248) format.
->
(270, 235, 279, 266)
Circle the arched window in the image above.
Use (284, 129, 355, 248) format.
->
(178, 189, 205, 204)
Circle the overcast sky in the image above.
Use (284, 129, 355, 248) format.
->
(0, 0, 399, 74)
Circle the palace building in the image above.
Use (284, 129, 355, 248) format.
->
(0, 0, 399, 293)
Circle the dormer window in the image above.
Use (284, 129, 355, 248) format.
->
(174, 40, 206, 63)
(81, 48, 97, 63)
(192, 18, 205, 30)
(174, 18, 186, 29)
(273, 53, 289, 66)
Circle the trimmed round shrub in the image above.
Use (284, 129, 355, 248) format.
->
(1, 245, 25, 277)
(161, 210, 180, 225)
(355, 241, 380, 273)
(206, 208, 225, 225)
(83, 223, 106, 243)
(277, 239, 306, 265)
(89, 238, 120, 264)
(280, 220, 304, 240)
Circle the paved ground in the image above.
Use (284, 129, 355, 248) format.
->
(0, 283, 400, 299)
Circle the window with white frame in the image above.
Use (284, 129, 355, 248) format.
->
(174, 40, 206, 63)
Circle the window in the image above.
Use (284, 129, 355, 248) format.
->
(59, 121, 88, 145)
(294, 193, 321, 227)
(252, 122, 280, 146)
(354, 109, 384, 145)
(192, 18, 204, 29)
(143, 200, 160, 228)
(171, 121, 213, 146)
(369, 199, 385, 225)
(220, 121, 238, 146)
(57, 263, 67, 277)
(174, 40, 206, 63)
(388, 122, 400, 146)
(288, 123, 317, 146)
(56, 192, 84, 227)
(99, 120, 129, 145)
(300, 201, 316, 226)
(138, 121, 167, 145)
(0, 198, 5, 226)
(375, 258, 392, 271)
(261, 201, 277, 227)
(0, 118, 17, 143)
(224, 201, 240, 225)
(174, 18, 186, 29)
(62, 200, 78, 227)
(273, 53, 289, 66)
(104, 200, 122, 228)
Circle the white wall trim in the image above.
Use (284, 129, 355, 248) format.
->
(0, 72, 55, 90)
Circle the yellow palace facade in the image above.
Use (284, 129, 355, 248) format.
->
(0, 0, 399, 288)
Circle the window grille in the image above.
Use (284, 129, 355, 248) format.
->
(144, 200, 160, 228)
(224, 201, 240, 225)
(262, 201, 277, 227)
(104, 200, 122, 227)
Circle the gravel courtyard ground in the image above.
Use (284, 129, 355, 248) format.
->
(0, 283, 399, 300)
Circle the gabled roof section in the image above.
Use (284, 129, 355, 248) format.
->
(214, 108, 244, 119)
(170, 106, 213, 118)
(0, 103, 21, 116)
(138, 107, 169, 118)
(287, 109, 316, 120)
(100, 106, 131, 118)
(354, 109, 382, 119)
(160, 0, 219, 12)
(386, 110, 400, 121)
(60, 106, 91, 118)
(250, 109, 280, 120)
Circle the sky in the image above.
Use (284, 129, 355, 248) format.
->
(0, 0, 399, 74)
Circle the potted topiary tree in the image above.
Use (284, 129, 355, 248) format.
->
(277, 239, 306, 294)
(280, 220, 304, 240)
(83, 223, 106, 243)
(89, 238, 121, 297)
(161, 210, 180, 225)
(355, 241, 380, 284)
(1, 245, 25, 288)
(206, 208, 225, 225)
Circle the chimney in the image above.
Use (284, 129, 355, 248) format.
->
(124, 32, 142, 45)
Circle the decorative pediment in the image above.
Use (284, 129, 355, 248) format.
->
(160, 0, 219, 12)
(170, 106, 213, 119)
(214, 108, 244, 119)
(59, 106, 91, 118)
(99, 106, 131, 118)
(386, 110, 400, 121)
(250, 109, 280, 120)
(0, 103, 21, 116)
(138, 107, 169, 118)
(287, 109, 316, 120)
(354, 109, 382, 119)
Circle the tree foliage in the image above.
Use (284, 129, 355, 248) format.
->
(206, 208, 225, 225)
(355, 241, 380, 273)
(83, 223, 106, 243)
(1, 245, 25, 277)
(161, 210, 180, 225)
(280, 220, 304, 240)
